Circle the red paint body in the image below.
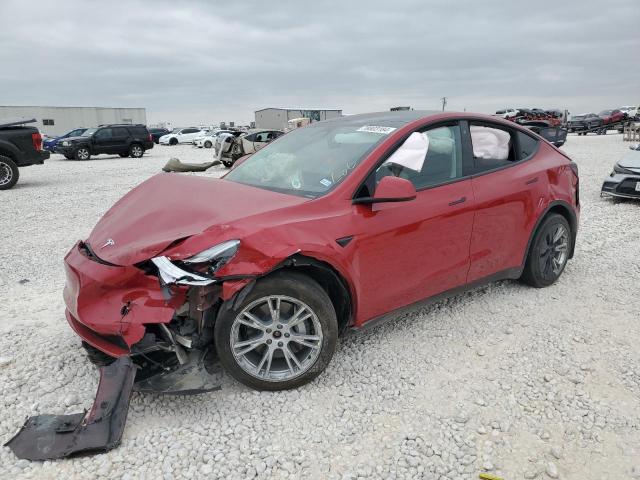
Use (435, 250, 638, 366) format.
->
(63, 112, 579, 356)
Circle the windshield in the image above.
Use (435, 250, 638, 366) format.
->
(225, 122, 394, 198)
(599, 110, 612, 115)
(171, 128, 181, 133)
(82, 128, 97, 136)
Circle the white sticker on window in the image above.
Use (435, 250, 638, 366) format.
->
(357, 126, 397, 135)
(320, 178, 332, 187)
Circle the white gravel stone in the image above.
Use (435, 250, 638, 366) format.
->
(1, 136, 639, 479)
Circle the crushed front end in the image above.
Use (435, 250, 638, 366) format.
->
(7, 240, 231, 460)
(64, 239, 227, 393)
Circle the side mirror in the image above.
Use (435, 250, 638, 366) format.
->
(353, 176, 417, 205)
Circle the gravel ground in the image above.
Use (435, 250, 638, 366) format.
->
(1, 135, 639, 480)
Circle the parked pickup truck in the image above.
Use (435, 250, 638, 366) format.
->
(0, 118, 50, 190)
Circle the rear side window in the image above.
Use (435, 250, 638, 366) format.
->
(470, 123, 538, 173)
(129, 126, 147, 136)
(517, 131, 538, 159)
(113, 127, 129, 137)
(94, 128, 113, 140)
(470, 124, 514, 172)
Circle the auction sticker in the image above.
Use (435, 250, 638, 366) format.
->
(357, 126, 397, 135)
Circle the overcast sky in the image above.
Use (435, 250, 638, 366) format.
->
(1, 0, 638, 125)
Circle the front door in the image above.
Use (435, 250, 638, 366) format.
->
(351, 123, 476, 323)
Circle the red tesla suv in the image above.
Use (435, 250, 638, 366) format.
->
(63, 111, 580, 391)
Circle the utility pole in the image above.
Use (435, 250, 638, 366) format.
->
(441, 97, 447, 111)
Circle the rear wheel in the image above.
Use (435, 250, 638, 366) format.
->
(0, 155, 19, 190)
(214, 272, 338, 391)
(129, 144, 144, 158)
(204, 140, 212, 148)
(521, 213, 571, 288)
(75, 147, 91, 161)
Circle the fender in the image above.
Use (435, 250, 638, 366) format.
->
(521, 199, 578, 266)
(0, 139, 21, 162)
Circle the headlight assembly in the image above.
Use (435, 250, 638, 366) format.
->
(151, 240, 240, 286)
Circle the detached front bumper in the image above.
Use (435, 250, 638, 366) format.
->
(63, 241, 186, 357)
(601, 173, 640, 199)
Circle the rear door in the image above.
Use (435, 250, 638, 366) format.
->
(466, 122, 546, 282)
(111, 127, 131, 153)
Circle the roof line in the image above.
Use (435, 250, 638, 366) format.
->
(254, 108, 342, 113)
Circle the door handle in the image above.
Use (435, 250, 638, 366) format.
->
(525, 177, 539, 185)
(448, 196, 466, 206)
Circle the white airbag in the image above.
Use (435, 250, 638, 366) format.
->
(470, 126, 510, 160)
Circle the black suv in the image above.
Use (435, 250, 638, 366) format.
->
(56, 124, 154, 160)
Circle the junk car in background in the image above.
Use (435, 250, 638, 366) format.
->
(601, 144, 640, 200)
(215, 129, 284, 167)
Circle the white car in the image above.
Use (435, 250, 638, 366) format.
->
(494, 108, 519, 119)
(620, 105, 639, 119)
(159, 128, 208, 146)
(193, 130, 235, 149)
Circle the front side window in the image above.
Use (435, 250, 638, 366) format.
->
(94, 128, 112, 140)
(225, 122, 393, 197)
(375, 125, 463, 189)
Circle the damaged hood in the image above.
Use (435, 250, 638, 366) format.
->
(87, 173, 308, 266)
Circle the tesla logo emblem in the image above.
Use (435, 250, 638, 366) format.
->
(101, 238, 115, 248)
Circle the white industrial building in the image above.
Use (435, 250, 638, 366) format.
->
(255, 108, 342, 130)
(0, 106, 147, 136)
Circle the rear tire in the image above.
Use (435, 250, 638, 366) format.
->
(204, 140, 212, 148)
(129, 143, 144, 158)
(214, 272, 338, 391)
(0, 155, 19, 190)
(521, 213, 572, 288)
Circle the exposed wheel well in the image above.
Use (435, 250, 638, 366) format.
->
(274, 255, 353, 334)
(0, 149, 16, 162)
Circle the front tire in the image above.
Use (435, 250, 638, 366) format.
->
(521, 213, 572, 288)
(169, 138, 178, 146)
(214, 272, 338, 391)
(0, 155, 19, 190)
(75, 147, 91, 161)
(204, 140, 212, 148)
(82, 341, 115, 367)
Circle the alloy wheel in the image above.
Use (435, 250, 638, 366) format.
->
(77, 148, 89, 160)
(230, 295, 323, 382)
(131, 145, 143, 157)
(0, 162, 12, 186)
(539, 224, 569, 280)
